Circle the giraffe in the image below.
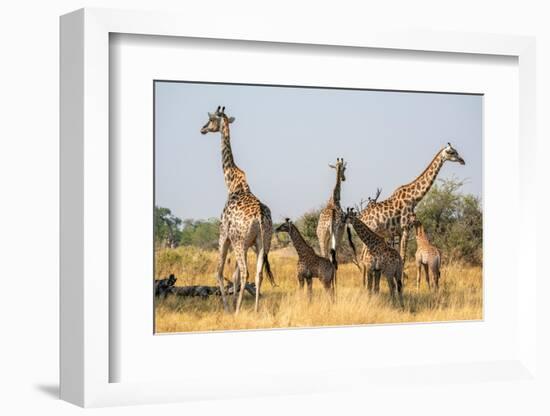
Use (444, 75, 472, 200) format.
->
(200, 106, 275, 314)
(358, 143, 465, 264)
(316, 158, 347, 259)
(276, 218, 337, 302)
(345, 208, 404, 307)
(414, 220, 442, 290)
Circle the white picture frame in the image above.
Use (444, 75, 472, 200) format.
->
(60, 8, 539, 408)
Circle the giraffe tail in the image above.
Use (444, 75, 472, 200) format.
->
(263, 252, 277, 287)
(330, 248, 338, 298)
(330, 248, 338, 270)
(259, 218, 277, 287)
(346, 225, 362, 272)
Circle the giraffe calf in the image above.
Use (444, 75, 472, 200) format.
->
(276, 218, 337, 302)
(414, 221, 441, 290)
(345, 208, 404, 308)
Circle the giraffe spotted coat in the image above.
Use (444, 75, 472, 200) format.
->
(317, 158, 347, 259)
(358, 144, 465, 262)
(200, 106, 274, 314)
(345, 208, 404, 307)
(276, 219, 336, 301)
(414, 221, 442, 290)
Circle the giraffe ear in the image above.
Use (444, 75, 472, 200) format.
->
(208, 112, 216, 120)
(328, 164, 336, 169)
(227, 116, 235, 123)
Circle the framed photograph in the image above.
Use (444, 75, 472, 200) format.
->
(60, 8, 539, 408)
(152, 80, 481, 333)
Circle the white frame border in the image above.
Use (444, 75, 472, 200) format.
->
(60, 8, 537, 407)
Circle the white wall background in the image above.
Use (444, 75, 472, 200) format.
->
(0, 1, 548, 415)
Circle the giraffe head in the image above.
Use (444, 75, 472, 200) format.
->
(167, 274, 177, 286)
(442, 143, 465, 165)
(275, 218, 292, 233)
(329, 158, 347, 181)
(200, 106, 235, 135)
(343, 207, 357, 224)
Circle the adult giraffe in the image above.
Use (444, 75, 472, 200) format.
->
(359, 143, 465, 263)
(200, 106, 275, 314)
(316, 158, 347, 259)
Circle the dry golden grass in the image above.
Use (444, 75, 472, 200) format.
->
(154, 247, 482, 333)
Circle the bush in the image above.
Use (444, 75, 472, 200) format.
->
(294, 209, 321, 250)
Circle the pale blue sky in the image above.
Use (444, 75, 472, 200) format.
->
(155, 82, 482, 221)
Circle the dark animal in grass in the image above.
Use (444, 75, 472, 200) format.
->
(154, 274, 177, 297)
(165, 279, 257, 299)
(223, 279, 257, 297)
(169, 285, 218, 299)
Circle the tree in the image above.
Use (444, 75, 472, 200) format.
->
(154, 206, 182, 248)
(180, 218, 220, 250)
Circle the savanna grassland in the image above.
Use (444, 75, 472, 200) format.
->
(154, 245, 482, 333)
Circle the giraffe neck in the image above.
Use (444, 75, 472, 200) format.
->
(350, 216, 383, 249)
(402, 150, 446, 203)
(329, 172, 342, 206)
(220, 122, 236, 171)
(416, 226, 430, 244)
(220, 120, 250, 193)
(288, 224, 316, 258)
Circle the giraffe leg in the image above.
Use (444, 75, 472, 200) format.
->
(395, 273, 405, 308)
(385, 273, 396, 302)
(306, 277, 313, 302)
(366, 269, 374, 292)
(395, 268, 404, 308)
(431, 266, 440, 291)
(234, 246, 248, 315)
(297, 273, 305, 291)
(253, 245, 265, 313)
(231, 265, 240, 308)
(374, 270, 382, 294)
(399, 228, 409, 265)
(322, 277, 334, 302)
(216, 237, 231, 312)
(423, 263, 430, 289)
(416, 263, 422, 290)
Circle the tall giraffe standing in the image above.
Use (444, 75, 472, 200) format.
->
(200, 106, 275, 314)
(317, 158, 347, 258)
(359, 143, 465, 263)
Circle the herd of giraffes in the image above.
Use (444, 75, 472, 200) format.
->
(199, 105, 466, 314)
